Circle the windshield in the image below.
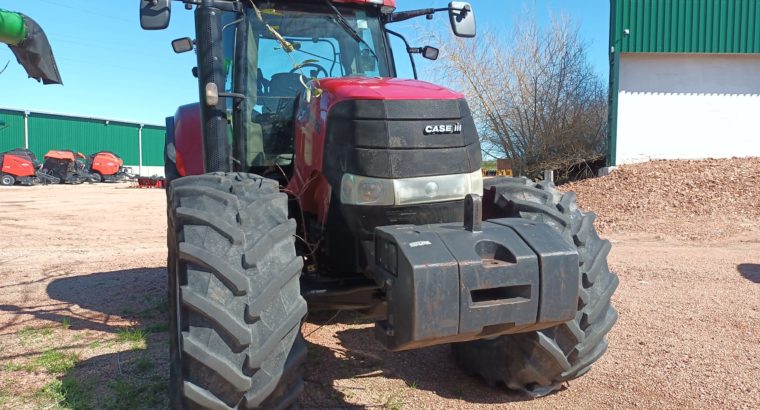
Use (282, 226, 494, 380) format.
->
(223, 3, 390, 169)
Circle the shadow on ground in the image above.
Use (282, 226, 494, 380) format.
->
(299, 311, 533, 408)
(45, 268, 169, 409)
(738, 263, 760, 283)
(26, 270, 534, 408)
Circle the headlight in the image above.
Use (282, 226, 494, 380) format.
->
(340, 174, 395, 205)
(340, 170, 483, 206)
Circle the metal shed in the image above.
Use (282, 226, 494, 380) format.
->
(609, 0, 760, 165)
(0, 107, 165, 176)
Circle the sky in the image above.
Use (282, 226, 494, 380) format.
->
(0, 1, 609, 125)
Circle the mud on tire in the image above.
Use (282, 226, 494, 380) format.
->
(167, 173, 307, 409)
(452, 177, 619, 397)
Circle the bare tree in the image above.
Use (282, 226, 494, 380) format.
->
(427, 15, 607, 178)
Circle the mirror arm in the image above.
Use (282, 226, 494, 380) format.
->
(388, 6, 470, 23)
(385, 28, 417, 80)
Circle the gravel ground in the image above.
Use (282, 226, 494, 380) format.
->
(0, 161, 759, 409)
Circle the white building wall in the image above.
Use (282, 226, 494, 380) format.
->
(616, 53, 760, 164)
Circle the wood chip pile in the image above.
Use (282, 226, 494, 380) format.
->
(560, 157, 760, 240)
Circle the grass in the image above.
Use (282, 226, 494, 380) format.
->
(35, 378, 91, 410)
(0, 387, 8, 407)
(116, 327, 149, 349)
(107, 377, 167, 410)
(382, 391, 405, 410)
(135, 356, 154, 373)
(18, 325, 54, 346)
(61, 317, 71, 330)
(36, 350, 79, 373)
(4, 349, 78, 373)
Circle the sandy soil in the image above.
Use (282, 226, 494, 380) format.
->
(0, 177, 759, 409)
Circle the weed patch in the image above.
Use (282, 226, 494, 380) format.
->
(35, 378, 91, 409)
(116, 327, 148, 349)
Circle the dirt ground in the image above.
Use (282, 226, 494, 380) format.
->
(0, 171, 759, 409)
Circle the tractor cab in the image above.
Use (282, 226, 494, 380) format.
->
(226, 3, 392, 175)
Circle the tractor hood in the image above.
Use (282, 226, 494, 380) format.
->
(317, 77, 464, 105)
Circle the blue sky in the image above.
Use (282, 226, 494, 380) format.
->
(0, 1, 609, 124)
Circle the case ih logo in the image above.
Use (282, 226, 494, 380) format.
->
(424, 123, 462, 135)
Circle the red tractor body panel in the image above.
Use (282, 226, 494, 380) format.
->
(1, 153, 35, 177)
(315, 77, 464, 101)
(90, 152, 124, 176)
(173, 103, 203, 177)
(287, 77, 466, 222)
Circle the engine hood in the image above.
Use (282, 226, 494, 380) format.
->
(317, 77, 464, 103)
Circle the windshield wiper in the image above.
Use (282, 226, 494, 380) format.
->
(324, 0, 380, 64)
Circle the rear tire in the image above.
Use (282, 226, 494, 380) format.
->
(167, 172, 307, 409)
(0, 174, 15, 186)
(452, 177, 619, 396)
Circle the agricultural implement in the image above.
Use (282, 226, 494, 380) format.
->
(86, 151, 133, 182)
(1, 148, 59, 185)
(141, 0, 618, 408)
(41, 150, 88, 184)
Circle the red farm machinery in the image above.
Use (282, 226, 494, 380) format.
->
(1, 148, 60, 185)
(41, 150, 89, 184)
(141, 1, 618, 408)
(86, 151, 133, 182)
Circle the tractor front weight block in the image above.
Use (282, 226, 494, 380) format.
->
(373, 218, 579, 351)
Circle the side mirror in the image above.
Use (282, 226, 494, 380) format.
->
(172, 37, 194, 53)
(421, 46, 439, 61)
(448, 2, 476, 38)
(140, 0, 171, 30)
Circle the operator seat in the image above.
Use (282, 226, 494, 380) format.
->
(260, 72, 302, 113)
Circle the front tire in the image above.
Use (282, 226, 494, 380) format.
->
(89, 172, 102, 183)
(1, 174, 15, 186)
(452, 177, 619, 396)
(167, 173, 307, 409)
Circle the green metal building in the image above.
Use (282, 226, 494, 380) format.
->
(609, 0, 760, 165)
(0, 107, 165, 175)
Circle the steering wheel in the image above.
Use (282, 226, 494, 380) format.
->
(289, 63, 329, 79)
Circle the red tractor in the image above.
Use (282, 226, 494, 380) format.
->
(1, 148, 60, 185)
(141, 1, 618, 408)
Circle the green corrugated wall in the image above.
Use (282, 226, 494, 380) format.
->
(28, 114, 141, 164)
(0, 109, 25, 152)
(613, 0, 760, 53)
(0, 108, 165, 167)
(142, 126, 166, 166)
